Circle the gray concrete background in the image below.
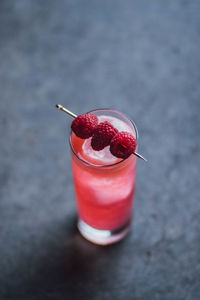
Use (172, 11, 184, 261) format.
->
(0, 0, 200, 299)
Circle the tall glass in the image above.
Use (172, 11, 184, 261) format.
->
(70, 109, 138, 245)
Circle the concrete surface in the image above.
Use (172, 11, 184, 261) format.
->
(0, 0, 200, 299)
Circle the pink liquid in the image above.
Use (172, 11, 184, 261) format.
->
(70, 115, 137, 231)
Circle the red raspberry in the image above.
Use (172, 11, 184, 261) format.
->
(71, 113, 98, 139)
(91, 121, 118, 151)
(110, 131, 137, 159)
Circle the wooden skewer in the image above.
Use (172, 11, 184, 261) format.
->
(56, 104, 77, 118)
(56, 104, 147, 162)
(133, 152, 147, 162)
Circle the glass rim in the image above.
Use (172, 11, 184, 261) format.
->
(69, 108, 138, 168)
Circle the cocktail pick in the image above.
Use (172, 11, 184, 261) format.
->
(56, 104, 147, 162)
(56, 104, 77, 118)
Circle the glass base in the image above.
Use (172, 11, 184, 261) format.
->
(77, 219, 131, 245)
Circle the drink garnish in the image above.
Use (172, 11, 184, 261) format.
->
(56, 104, 98, 139)
(91, 121, 118, 150)
(71, 113, 98, 139)
(110, 131, 137, 159)
(56, 104, 147, 161)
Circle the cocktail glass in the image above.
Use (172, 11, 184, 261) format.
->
(70, 109, 138, 245)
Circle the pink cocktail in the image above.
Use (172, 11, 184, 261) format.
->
(70, 109, 137, 245)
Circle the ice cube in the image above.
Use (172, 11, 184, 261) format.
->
(98, 116, 133, 134)
(82, 137, 118, 165)
(80, 115, 134, 165)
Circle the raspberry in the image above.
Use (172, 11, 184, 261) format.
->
(91, 121, 118, 151)
(71, 113, 98, 139)
(110, 131, 137, 159)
